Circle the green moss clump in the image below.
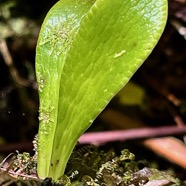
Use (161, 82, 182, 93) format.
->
(2, 145, 183, 185)
(64, 146, 182, 186)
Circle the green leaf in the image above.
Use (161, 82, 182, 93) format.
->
(36, 0, 96, 178)
(36, 0, 167, 180)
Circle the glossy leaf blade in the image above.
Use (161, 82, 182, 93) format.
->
(47, 0, 167, 180)
(36, 0, 95, 178)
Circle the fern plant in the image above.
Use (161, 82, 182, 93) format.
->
(36, 0, 167, 181)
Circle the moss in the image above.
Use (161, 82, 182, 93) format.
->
(1, 145, 184, 185)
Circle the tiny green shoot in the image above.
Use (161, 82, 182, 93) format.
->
(36, 0, 168, 181)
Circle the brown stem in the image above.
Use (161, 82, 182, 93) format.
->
(79, 125, 186, 145)
(0, 39, 30, 87)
